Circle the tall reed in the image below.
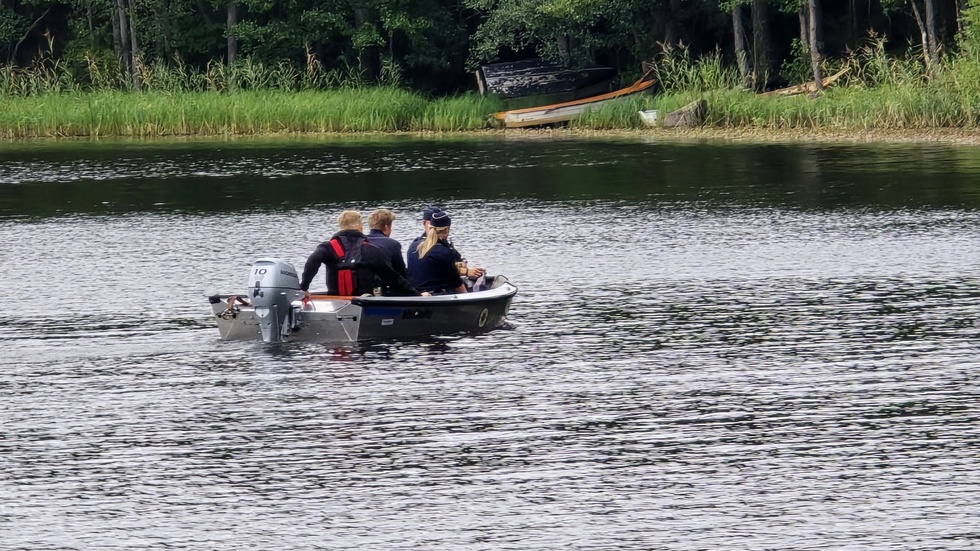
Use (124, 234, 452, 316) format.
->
(6, 36, 980, 137)
(0, 52, 373, 96)
(650, 45, 741, 93)
(0, 89, 507, 138)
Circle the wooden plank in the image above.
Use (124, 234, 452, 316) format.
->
(763, 67, 850, 97)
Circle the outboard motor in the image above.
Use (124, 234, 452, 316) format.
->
(248, 258, 304, 343)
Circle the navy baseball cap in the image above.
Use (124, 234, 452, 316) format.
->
(422, 205, 443, 221)
(430, 211, 451, 228)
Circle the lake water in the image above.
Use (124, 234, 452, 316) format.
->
(1, 135, 979, 549)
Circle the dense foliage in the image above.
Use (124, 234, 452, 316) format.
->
(0, 0, 975, 96)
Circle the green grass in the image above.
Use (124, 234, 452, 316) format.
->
(0, 89, 508, 138)
(6, 41, 980, 138)
(569, 44, 980, 131)
(567, 82, 980, 132)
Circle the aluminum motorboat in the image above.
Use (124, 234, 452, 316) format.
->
(207, 258, 517, 343)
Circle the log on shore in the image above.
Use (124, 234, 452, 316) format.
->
(663, 99, 708, 129)
(763, 67, 849, 97)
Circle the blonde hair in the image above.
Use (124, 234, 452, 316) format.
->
(417, 226, 449, 259)
(337, 210, 362, 230)
(368, 208, 395, 230)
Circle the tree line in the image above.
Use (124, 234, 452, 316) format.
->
(0, 0, 972, 94)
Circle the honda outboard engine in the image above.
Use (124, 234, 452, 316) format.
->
(248, 258, 304, 343)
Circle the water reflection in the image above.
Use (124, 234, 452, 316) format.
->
(4, 138, 980, 218)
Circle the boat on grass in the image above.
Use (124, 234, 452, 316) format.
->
(476, 58, 616, 101)
(492, 69, 657, 128)
(208, 258, 518, 343)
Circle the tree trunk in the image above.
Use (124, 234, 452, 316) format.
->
(226, 1, 238, 65)
(924, 0, 939, 67)
(909, 0, 938, 76)
(352, 5, 378, 83)
(110, 3, 122, 73)
(663, 0, 683, 49)
(10, 8, 50, 65)
(158, 0, 171, 59)
(732, 4, 751, 88)
(751, 0, 773, 90)
(127, 0, 141, 89)
(799, 8, 809, 54)
(957, 0, 965, 36)
(115, 0, 132, 78)
(808, 0, 823, 92)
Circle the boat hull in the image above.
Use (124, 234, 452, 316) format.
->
(209, 277, 517, 343)
(492, 69, 657, 128)
(476, 58, 616, 99)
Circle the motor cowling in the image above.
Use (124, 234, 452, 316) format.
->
(248, 258, 303, 342)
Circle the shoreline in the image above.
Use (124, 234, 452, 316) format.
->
(492, 126, 980, 146)
(4, 126, 980, 146)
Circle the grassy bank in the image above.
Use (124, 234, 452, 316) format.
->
(4, 44, 980, 139)
(8, 83, 980, 140)
(0, 88, 506, 138)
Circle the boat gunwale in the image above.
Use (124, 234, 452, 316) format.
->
(208, 282, 518, 309)
(351, 282, 517, 307)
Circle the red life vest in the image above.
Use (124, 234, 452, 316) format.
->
(329, 237, 365, 296)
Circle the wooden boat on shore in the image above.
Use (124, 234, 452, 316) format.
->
(208, 258, 517, 344)
(476, 58, 616, 101)
(492, 69, 657, 128)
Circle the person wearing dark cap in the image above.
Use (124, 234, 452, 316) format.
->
(407, 210, 467, 294)
(422, 205, 441, 228)
(408, 205, 441, 261)
(410, 205, 485, 284)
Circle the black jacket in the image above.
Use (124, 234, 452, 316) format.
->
(299, 230, 419, 296)
(406, 239, 464, 293)
(365, 229, 407, 275)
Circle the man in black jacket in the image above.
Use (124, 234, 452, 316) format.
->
(299, 210, 425, 297)
(364, 208, 406, 276)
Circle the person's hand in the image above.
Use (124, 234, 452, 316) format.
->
(303, 290, 311, 300)
(421, 291, 432, 297)
(466, 267, 485, 279)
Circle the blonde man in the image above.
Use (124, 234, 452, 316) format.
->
(365, 208, 406, 276)
(299, 210, 424, 297)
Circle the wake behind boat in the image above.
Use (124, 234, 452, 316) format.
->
(208, 258, 517, 343)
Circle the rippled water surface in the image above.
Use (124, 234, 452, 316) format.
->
(2, 136, 979, 549)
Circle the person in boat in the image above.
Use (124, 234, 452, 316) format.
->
(407, 205, 441, 256)
(410, 205, 486, 284)
(364, 208, 406, 276)
(406, 211, 471, 294)
(299, 210, 426, 298)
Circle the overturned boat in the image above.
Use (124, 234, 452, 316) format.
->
(208, 258, 518, 343)
(476, 58, 616, 101)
